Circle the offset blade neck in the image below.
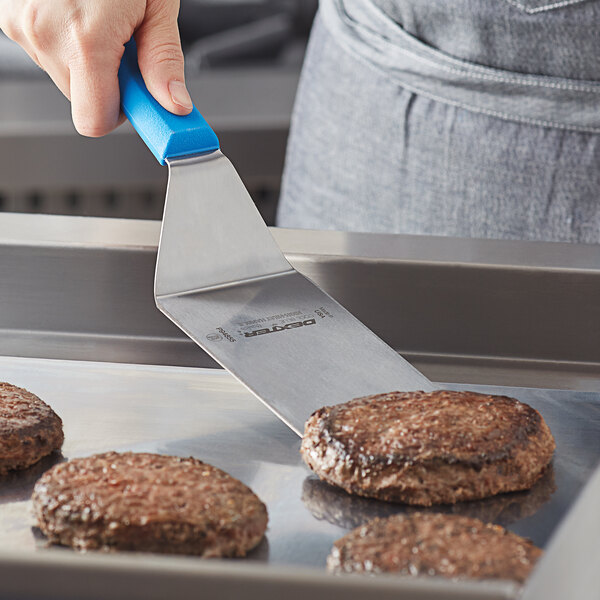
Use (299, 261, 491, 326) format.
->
(156, 151, 292, 298)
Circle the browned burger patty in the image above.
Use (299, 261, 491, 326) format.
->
(0, 382, 63, 475)
(327, 512, 542, 583)
(32, 451, 268, 556)
(301, 390, 555, 505)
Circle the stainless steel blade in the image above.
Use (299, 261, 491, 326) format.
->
(156, 151, 434, 434)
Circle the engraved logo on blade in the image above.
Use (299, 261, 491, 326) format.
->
(244, 319, 316, 338)
(215, 308, 330, 342)
(206, 333, 223, 342)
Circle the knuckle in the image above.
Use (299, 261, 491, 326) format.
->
(146, 42, 184, 68)
(63, 4, 103, 61)
(21, 0, 43, 46)
(1, 20, 19, 42)
(0, 7, 20, 42)
(147, 0, 181, 21)
(68, 27, 95, 60)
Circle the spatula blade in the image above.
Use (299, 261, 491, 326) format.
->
(157, 272, 433, 435)
(156, 152, 433, 434)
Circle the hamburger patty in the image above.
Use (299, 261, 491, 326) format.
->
(32, 452, 268, 556)
(301, 390, 555, 505)
(328, 512, 542, 583)
(0, 382, 63, 475)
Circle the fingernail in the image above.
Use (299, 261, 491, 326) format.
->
(168, 80, 193, 110)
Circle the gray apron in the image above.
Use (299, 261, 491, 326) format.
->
(277, 0, 600, 243)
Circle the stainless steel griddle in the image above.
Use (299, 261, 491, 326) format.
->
(1, 214, 599, 600)
(0, 356, 598, 600)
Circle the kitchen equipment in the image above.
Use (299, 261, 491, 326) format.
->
(3, 213, 600, 389)
(118, 41, 434, 435)
(2, 215, 600, 599)
(0, 355, 598, 600)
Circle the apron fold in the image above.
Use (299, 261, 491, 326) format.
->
(321, 0, 600, 133)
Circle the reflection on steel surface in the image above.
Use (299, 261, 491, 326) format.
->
(0, 452, 65, 506)
(301, 466, 556, 531)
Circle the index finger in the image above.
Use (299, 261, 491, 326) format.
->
(68, 46, 124, 137)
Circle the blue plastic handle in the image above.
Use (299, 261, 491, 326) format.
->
(118, 40, 219, 165)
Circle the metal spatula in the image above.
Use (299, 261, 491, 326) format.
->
(119, 41, 434, 435)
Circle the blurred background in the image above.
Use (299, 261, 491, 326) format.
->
(0, 0, 318, 224)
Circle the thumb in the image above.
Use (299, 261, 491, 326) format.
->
(134, 3, 192, 115)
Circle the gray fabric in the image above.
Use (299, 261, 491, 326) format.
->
(315, 0, 600, 133)
(277, 0, 600, 243)
(373, 0, 600, 79)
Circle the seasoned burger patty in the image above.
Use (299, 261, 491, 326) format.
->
(328, 512, 542, 583)
(301, 390, 555, 505)
(32, 452, 268, 556)
(0, 382, 63, 475)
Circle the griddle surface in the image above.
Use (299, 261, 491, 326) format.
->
(0, 357, 598, 567)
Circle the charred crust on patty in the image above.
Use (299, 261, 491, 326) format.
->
(327, 512, 542, 583)
(0, 382, 64, 475)
(301, 390, 555, 505)
(32, 451, 268, 557)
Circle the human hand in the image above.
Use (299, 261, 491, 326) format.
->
(0, 0, 193, 137)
